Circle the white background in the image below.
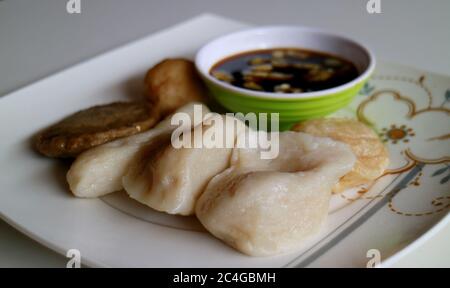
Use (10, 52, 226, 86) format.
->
(0, 0, 449, 267)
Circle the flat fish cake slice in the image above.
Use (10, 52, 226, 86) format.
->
(292, 118, 389, 192)
(35, 101, 158, 158)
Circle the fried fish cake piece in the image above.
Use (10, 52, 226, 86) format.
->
(35, 101, 158, 158)
(292, 118, 389, 192)
(145, 58, 208, 118)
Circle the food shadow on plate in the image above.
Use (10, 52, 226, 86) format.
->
(49, 159, 73, 197)
(29, 153, 74, 198)
(101, 190, 206, 232)
(118, 74, 147, 102)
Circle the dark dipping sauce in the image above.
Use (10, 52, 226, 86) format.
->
(210, 48, 360, 94)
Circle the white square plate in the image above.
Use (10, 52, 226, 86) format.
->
(0, 14, 449, 267)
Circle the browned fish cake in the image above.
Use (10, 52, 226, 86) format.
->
(35, 101, 158, 158)
(292, 118, 389, 192)
(145, 58, 208, 117)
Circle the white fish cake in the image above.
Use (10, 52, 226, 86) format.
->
(123, 114, 247, 216)
(292, 118, 389, 192)
(195, 132, 356, 256)
(66, 103, 209, 198)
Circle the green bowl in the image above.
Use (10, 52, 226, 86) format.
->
(196, 26, 375, 130)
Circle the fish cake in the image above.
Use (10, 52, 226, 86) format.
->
(195, 132, 356, 256)
(292, 118, 389, 192)
(145, 58, 209, 117)
(123, 114, 246, 215)
(35, 101, 158, 158)
(67, 103, 210, 198)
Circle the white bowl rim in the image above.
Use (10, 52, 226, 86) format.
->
(195, 25, 376, 100)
